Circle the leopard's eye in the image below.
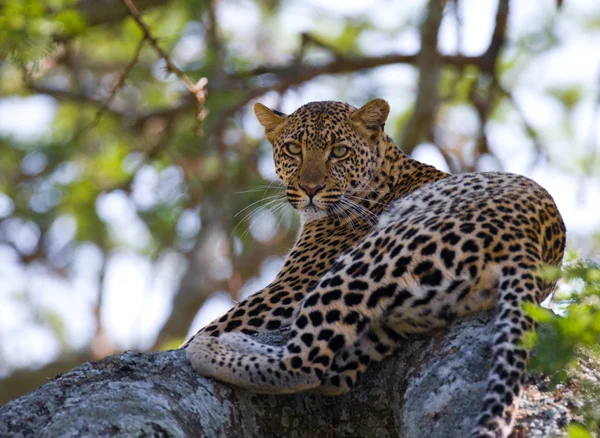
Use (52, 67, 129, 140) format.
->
(331, 146, 349, 159)
(285, 143, 302, 156)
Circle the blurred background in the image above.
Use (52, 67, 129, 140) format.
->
(0, 0, 599, 405)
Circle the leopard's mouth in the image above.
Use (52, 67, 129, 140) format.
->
(287, 187, 344, 219)
(292, 195, 333, 212)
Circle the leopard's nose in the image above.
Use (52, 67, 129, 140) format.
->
(299, 184, 325, 198)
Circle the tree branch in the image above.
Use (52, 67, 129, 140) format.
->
(0, 313, 578, 437)
(483, 0, 510, 74)
(400, 0, 445, 154)
(229, 52, 493, 81)
(24, 42, 513, 142)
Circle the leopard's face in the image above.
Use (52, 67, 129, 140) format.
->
(255, 100, 389, 221)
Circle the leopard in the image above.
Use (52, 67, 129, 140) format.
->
(183, 99, 566, 438)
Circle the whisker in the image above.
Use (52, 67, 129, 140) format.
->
(231, 198, 287, 238)
(234, 183, 284, 195)
(333, 202, 356, 232)
(339, 198, 378, 230)
(234, 194, 286, 218)
(273, 203, 292, 232)
(260, 179, 282, 199)
(240, 199, 288, 239)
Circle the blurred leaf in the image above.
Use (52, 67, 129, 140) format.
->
(52, 10, 86, 36)
(524, 302, 556, 324)
(548, 86, 583, 111)
(158, 337, 186, 351)
(314, 19, 369, 54)
(568, 424, 592, 438)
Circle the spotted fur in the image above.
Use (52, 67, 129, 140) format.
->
(184, 99, 566, 438)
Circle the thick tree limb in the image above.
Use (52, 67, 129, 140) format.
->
(0, 313, 577, 437)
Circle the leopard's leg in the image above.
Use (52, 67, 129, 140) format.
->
(215, 319, 405, 396)
(185, 279, 391, 393)
(316, 323, 406, 395)
(213, 316, 405, 396)
(470, 270, 538, 438)
(181, 226, 361, 348)
(180, 289, 302, 348)
(179, 280, 308, 349)
(186, 227, 444, 393)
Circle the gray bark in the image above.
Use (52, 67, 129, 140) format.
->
(0, 313, 576, 437)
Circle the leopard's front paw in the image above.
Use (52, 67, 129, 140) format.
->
(185, 335, 232, 378)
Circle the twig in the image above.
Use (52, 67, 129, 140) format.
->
(73, 38, 146, 140)
(120, 0, 195, 91)
(27, 49, 510, 137)
(120, 0, 208, 136)
(29, 0, 516, 155)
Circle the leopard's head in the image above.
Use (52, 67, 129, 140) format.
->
(254, 99, 390, 221)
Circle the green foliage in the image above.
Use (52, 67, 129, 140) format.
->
(527, 258, 600, 435)
(314, 19, 370, 54)
(439, 67, 479, 104)
(568, 423, 593, 438)
(0, 0, 84, 65)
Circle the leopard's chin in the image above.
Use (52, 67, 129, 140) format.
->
(298, 205, 331, 222)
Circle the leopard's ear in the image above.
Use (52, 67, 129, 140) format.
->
(351, 98, 390, 132)
(254, 103, 286, 133)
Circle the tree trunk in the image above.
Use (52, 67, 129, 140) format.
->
(0, 313, 576, 437)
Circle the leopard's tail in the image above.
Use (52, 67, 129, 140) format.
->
(470, 269, 539, 438)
